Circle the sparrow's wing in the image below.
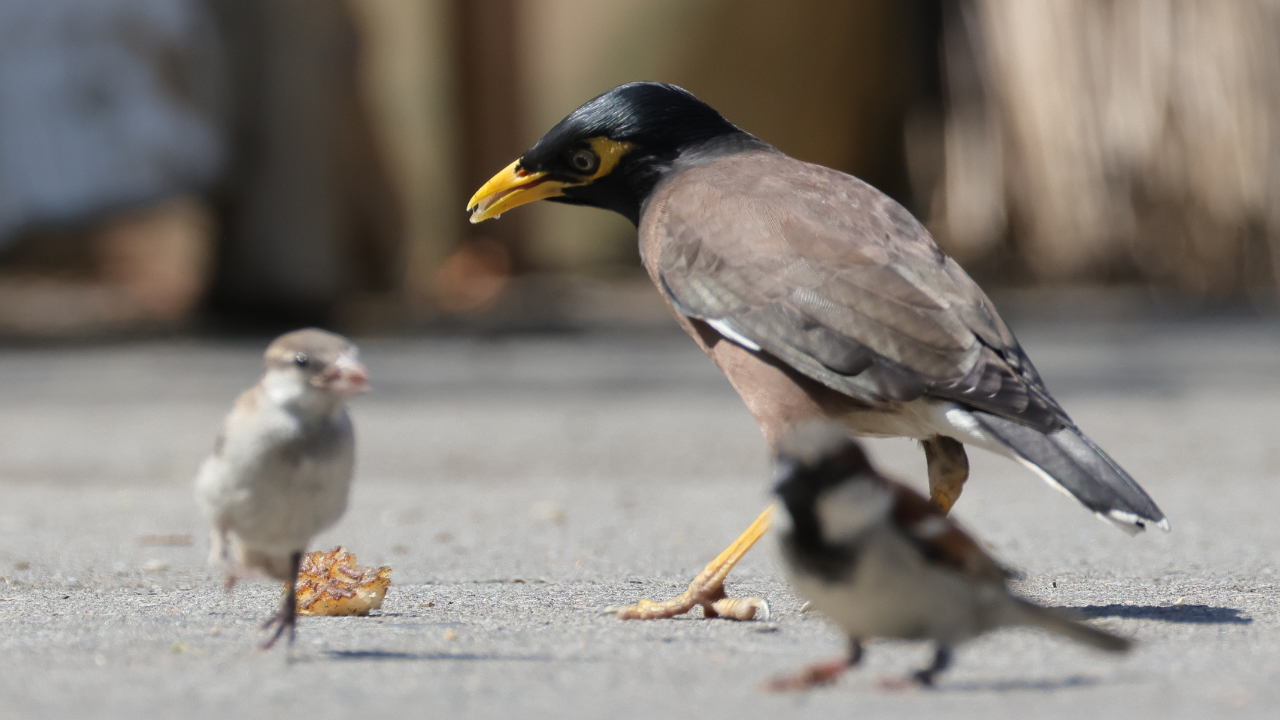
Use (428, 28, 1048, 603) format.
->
(647, 152, 1067, 432)
(888, 481, 1014, 584)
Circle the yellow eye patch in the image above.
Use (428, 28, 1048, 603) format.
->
(585, 137, 634, 180)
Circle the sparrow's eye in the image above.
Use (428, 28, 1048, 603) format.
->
(568, 148, 598, 174)
(294, 352, 309, 367)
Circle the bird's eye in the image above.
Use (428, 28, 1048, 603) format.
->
(568, 148, 599, 174)
(294, 352, 309, 367)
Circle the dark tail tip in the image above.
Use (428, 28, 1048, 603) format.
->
(972, 412, 1167, 532)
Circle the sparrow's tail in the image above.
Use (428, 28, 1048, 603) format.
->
(971, 412, 1167, 534)
(1009, 598, 1131, 653)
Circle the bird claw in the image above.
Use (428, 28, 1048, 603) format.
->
(604, 583, 769, 620)
(606, 506, 774, 620)
(709, 596, 770, 621)
(259, 605, 296, 650)
(603, 595, 697, 620)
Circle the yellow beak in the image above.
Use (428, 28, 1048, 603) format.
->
(466, 160, 567, 224)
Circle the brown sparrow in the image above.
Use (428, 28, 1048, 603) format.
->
(770, 423, 1130, 690)
(195, 328, 368, 648)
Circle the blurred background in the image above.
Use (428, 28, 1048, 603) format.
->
(1, 0, 1279, 337)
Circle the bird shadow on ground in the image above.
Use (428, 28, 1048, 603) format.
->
(300, 649, 565, 663)
(931, 674, 1100, 693)
(1069, 604, 1252, 624)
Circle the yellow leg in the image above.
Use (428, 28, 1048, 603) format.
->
(605, 505, 774, 620)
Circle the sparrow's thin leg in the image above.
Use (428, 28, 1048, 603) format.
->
(604, 505, 773, 620)
(765, 637, 863, 691)
(922, 436, 968, 513)
(210, 526, 240, 592)
(260, 551, 303, 650)
(912, 645, 952, 687)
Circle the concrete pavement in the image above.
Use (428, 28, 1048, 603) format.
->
(1, 318, 1278, 719)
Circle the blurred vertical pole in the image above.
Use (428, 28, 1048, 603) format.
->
(206, 0, 346, 324)
(450, 0, 528, 273)
(204, 0, 404, 328)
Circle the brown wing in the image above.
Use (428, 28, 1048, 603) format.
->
(888, 481, 1013, 584)
(644, 151, 1067, 432)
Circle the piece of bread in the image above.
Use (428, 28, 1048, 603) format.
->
(295, 547, 391, 616)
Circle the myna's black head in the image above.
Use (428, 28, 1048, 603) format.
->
(467, 83, 752, 226)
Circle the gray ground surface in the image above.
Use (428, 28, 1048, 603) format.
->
(1, 318, 1278, 719)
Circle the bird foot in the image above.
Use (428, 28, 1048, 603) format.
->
(877, 646, 949, 689)
(603, 582, 770, 620)
(603, 506, 774, 620)
(765, 659, 848, 692)
(221, 566, 245, 593)
(260, 600, 297, 649)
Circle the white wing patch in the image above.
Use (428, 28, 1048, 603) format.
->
(706, 318, 762, 351)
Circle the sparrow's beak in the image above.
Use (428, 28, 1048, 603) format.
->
(321, 352, 369, 396)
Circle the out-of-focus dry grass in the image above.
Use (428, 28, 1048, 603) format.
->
(934, 0, 1280, 299)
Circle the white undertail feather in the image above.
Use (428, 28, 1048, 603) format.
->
(837, 399, 1164, 532)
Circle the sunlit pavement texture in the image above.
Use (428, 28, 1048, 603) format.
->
(1, 318, 1278, 719)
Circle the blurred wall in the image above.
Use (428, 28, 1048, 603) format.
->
(0, 0, 224, 335)
(4, 0, 1277, 336)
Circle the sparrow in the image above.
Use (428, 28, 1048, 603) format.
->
(770, 422, 1130, 690)
(194, 328, 369, 648)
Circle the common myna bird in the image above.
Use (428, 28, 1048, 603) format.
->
(468, 82, 1166, 620)
(195, 329, 369, 648)
(768, 422, 1130, 690)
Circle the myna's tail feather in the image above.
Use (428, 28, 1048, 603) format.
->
(972, 412, 1167, 533)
